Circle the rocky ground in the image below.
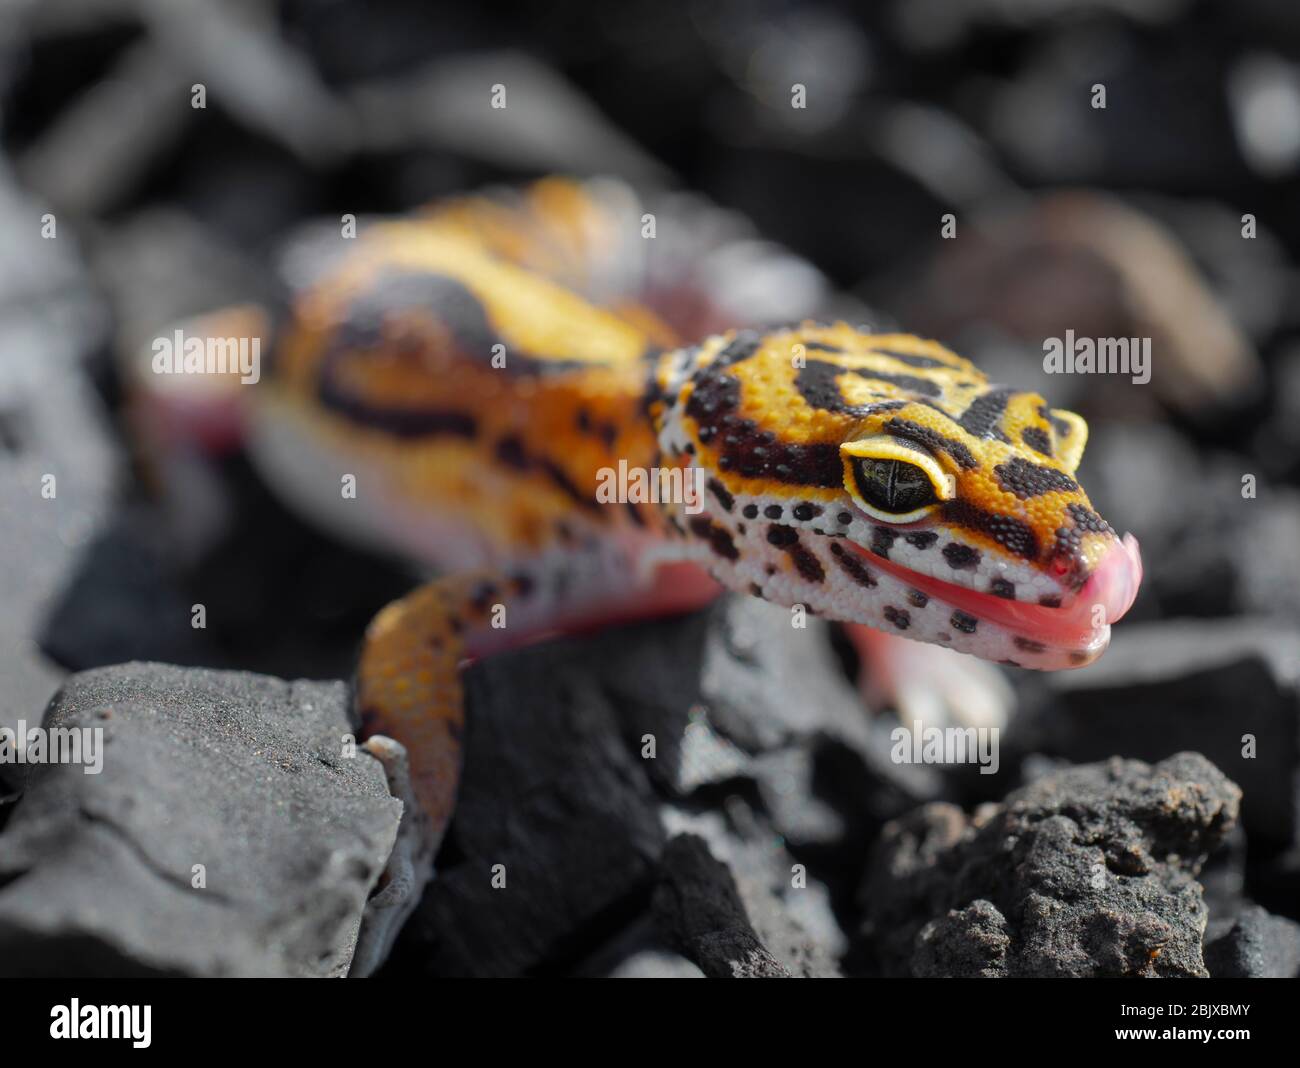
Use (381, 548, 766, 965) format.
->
(1, 0, 1299, 977)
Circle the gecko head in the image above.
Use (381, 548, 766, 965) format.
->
(656, 322, 1142, 669)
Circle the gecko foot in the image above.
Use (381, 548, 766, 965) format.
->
(846, 625, 1015, 731)
(349, 735, 435, 977)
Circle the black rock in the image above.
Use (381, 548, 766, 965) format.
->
(859, 753, 1242, 977)
(1204, 903, 1300, 978)
(37, 514, 223, 672)
(1200, 822, 1249, 943)
(386, 595, 903, 976)
(0, 663, 400, 977)
(913, 899, 1010, 978)
(653, 834, 792, 978)
(383, 621, 668, 977)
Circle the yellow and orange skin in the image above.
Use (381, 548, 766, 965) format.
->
(241, 179, 1135, 865)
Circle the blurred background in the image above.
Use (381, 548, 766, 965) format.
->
(1, 0, 1298, 976)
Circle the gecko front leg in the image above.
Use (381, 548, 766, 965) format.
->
(348, 550, 718, 973)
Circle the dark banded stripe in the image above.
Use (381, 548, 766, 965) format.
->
(957, 386, 1016, 442)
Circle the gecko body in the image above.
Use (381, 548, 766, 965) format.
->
(153, 178, 1142, 967)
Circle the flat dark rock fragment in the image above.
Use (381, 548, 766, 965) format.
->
(0, 663, 400, 977)
(653, 834, 791, 978)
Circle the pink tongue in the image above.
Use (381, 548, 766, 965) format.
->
(849, 533, 1143, 649)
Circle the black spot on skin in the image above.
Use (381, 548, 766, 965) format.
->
(792, 502, 823, 521)
(641, 365, 670, 424)
(1067, 501, 1115, 536)
(707, 478, 735, 512)
(684, 360, 738, 434)
(766, 524, 799, 547)
(750, 582, 764, 598)
(882, 418, 978, 469)
(1013, 637, 1047, 654)
(737, 436, 842, 487)
(871, 348, 952, 369)
(939, 500, 1040, 561)
(994, 456, 1079, 499)
(990, 578, 1016, 599)
(906, 589, 929, 608)
(717, 332, 763, 366)
(743, 504, 759, 519)
(957, 387, 1016, 442)
(1022, 426, 1053, 457)
(950, 611, 978, 633)
(883, 605, 910, 629)
(317, 348, 481, 439)
(837, 512, 853, 525)
(497, 437, 604, 514)
(767, 523, 824, 582)
(795, 359, 938, 415)
(943, 542, 981, 570)
(495, 436, 529, 470)
(326, 269, 589, 393)
(1039, 595, 1062, 608)
(871, 527, 897, 558)
(764, 505, 783, 520)
(789, 544, 825, 583)
(689, 516, 740, 560)
(541, 458, 601, 512)
(829, 542, 877, 587)
(737, 523, 746, 534)
(1039, 406, 1074, 439)
(903, 531, 939, 550)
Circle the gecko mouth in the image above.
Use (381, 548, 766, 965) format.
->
(847, 533, 1143, 651)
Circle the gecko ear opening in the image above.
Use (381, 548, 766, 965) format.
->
(1048, 409, 1089, 474)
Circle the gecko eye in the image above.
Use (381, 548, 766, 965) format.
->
(840, 436, 952, 523)
(847, 457, 938, 519)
